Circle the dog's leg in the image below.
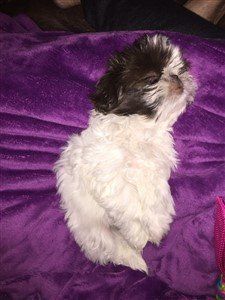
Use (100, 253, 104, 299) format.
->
(67, 212, 147, 273)
(110, 214, 149, 251)
(55, 160, 147, 272)
(93, 183, 149, 251)
(141, 181, 175, 245)
(65, 199, 147, 272)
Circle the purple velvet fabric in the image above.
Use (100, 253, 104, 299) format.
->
(1, 13, 225, 299)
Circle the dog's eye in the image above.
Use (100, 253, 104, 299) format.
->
(179, 64, 189, 75)
(126, 88, 139, 94)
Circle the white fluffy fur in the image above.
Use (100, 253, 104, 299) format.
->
(55, 36, 196, 272)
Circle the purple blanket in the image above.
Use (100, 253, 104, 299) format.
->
(1, 13, 225, 299)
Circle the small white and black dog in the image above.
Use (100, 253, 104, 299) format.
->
(55, 35, 196, 272)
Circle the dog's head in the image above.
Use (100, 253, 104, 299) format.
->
(91, 35, 196, 123)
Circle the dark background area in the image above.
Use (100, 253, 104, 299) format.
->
(0, 0, 224, 33)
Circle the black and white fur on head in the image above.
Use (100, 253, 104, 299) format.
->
(92, 34, 196, 125)
(55, 35, 196, 273)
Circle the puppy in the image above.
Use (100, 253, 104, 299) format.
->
(55, 35, 196, 272)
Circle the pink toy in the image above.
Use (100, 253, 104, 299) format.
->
(215, 197, 225, 299)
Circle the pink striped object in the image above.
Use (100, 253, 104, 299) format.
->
(215, 197, 225, 299)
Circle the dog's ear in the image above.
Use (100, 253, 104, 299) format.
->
(91, 71, 121, 114)
(91, 51, 126, 114)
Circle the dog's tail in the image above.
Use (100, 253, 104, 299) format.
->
(111, 230, 148, 273)
(76, 223, 148, 273)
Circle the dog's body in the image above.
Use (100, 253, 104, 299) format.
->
(55, 35, 196, 272)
